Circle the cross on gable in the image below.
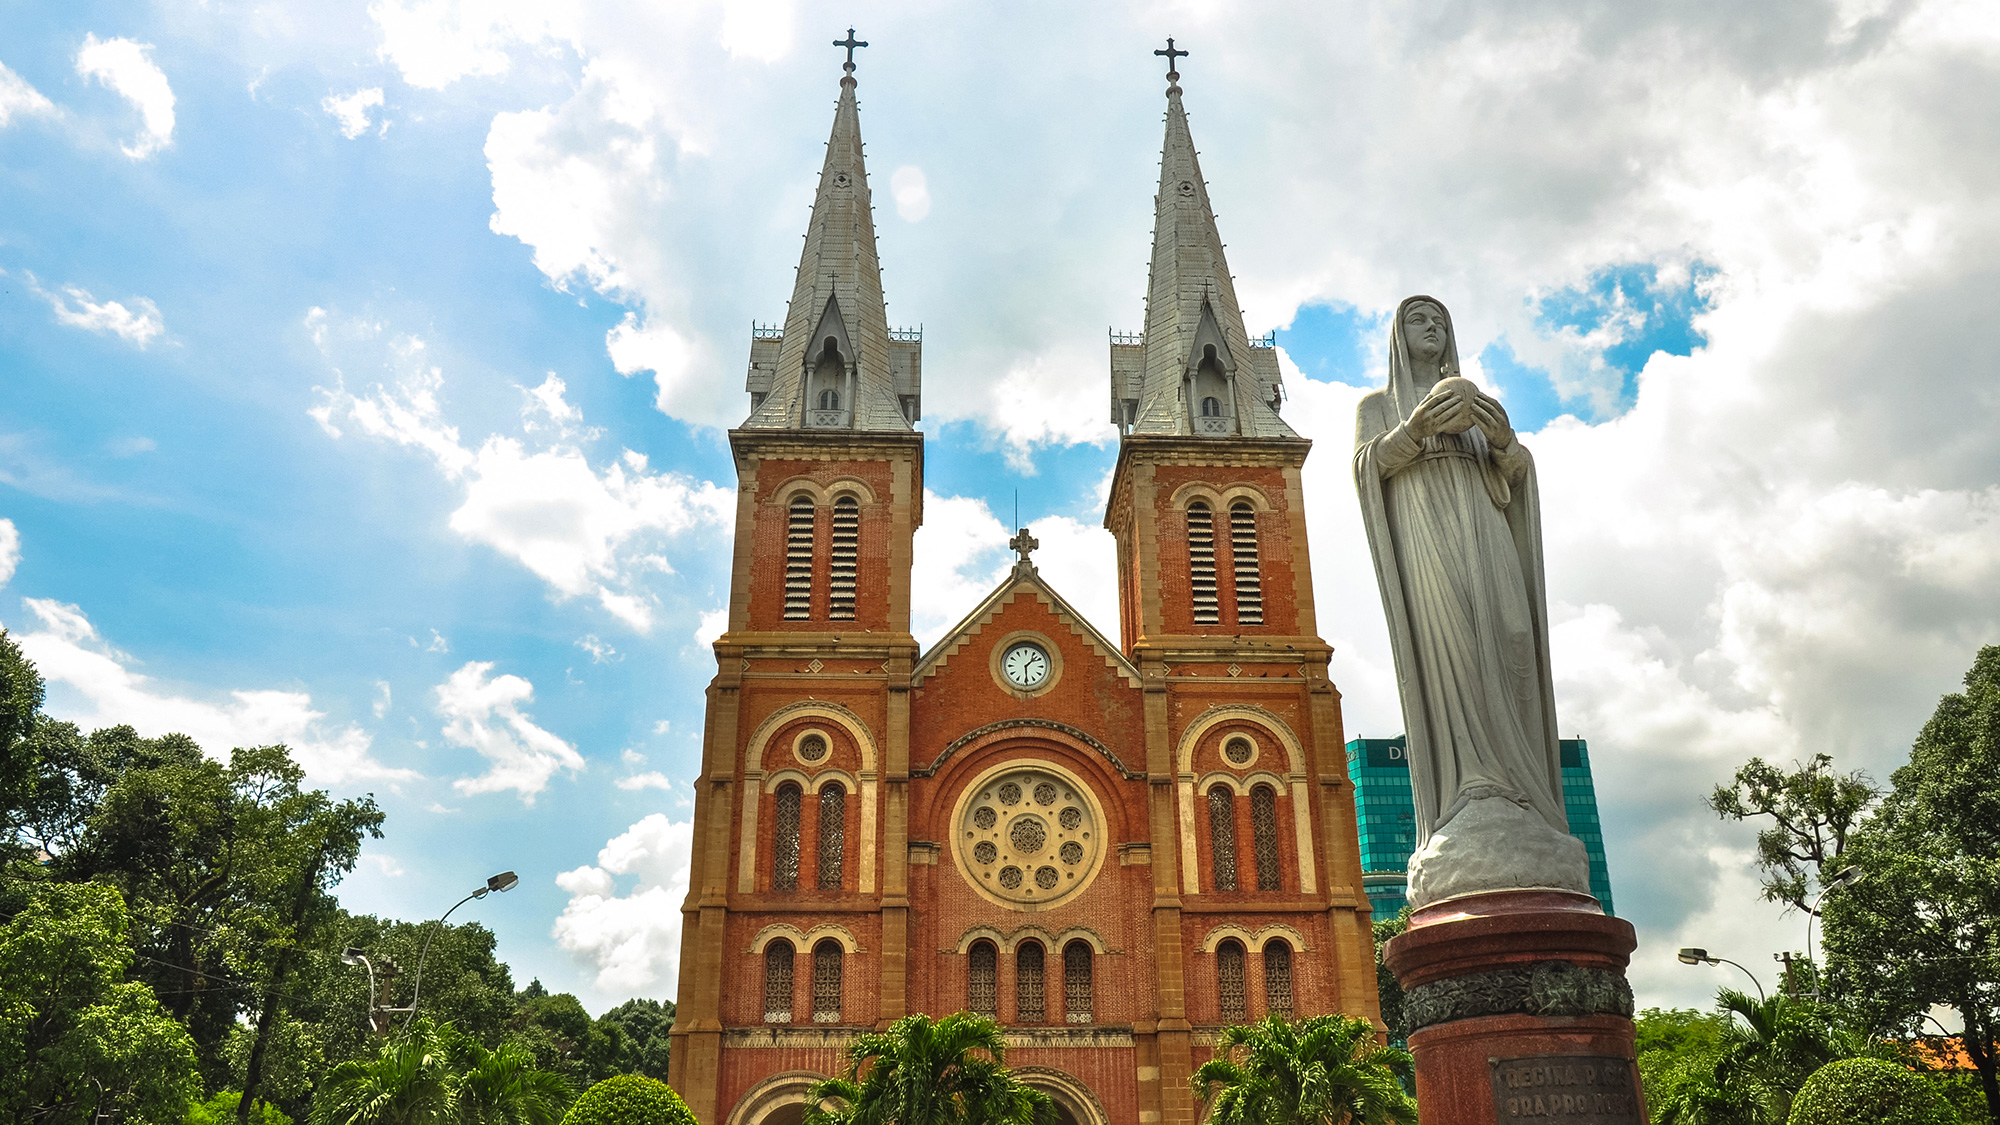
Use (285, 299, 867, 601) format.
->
(835, 28, 868, 72)
(1154, 37, 1188, 79)
(1009, 528, 1039, 563)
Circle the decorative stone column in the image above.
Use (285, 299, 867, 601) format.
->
(1383, 891, 1646, 1124)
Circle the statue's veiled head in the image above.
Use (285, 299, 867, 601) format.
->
(1388, 295, 1462, 419)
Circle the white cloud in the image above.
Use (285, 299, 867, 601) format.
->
(575, 634, 618, 663)
(426, 629, 451, 653)
(321, 87, 386, 139)
(435, 660, 585, 799)
(372, 680, 392, 719)
(553, 812, 692, 996)
(614, 771, 673, 791)
(74, 34, 174, 159)
(24, 274, 164, 348)
(0, 62, 55, 127)
(310, 316, 733, 629)
(908, 492, 1118, 649)
(890, 165, 930, 222)
(8, 598, 413, 786)
(0, 520, 17, 587)
(691, 607, 726, 648)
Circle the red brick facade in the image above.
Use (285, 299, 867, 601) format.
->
(669, 429, 1382, 1125)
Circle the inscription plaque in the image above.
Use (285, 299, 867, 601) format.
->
(1487, 1055, 1640, 1122)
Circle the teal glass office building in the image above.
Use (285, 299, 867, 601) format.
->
(1346, 736, 1615, 918)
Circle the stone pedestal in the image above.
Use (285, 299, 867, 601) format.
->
(1384, 891, 1646, 1124)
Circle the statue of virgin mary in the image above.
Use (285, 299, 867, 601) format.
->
(1353, 295, 1592, 909)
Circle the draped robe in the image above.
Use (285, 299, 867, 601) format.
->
(1352, 297, 1570, 848)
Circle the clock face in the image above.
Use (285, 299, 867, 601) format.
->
(1001, 643, 1050, 689)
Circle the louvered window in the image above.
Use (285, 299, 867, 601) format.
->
(1218, 940, 1247, 1023)
(829, 495, 858, 619)
(1188, 501, 1218, 625)
(818, 783, 845, 889)
(1231, 502, 1262, 625)
(812, 940, 842, 1023)
(1016, 943, 1046, 1023)
(1264, 940, 1294, 1019)
(1063, 941, 1092, 1024)
(1208, 787, 1238, 891)
(773, 783, 801, 890)
(763, 940, 794, 1023)
(784, 495, 815, 619)
(1252, 785, 1281, 892)
(968, 941, 998, 1015)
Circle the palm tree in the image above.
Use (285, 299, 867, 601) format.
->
(312, 1021, 574, 1125)
(801, 1012, 1052, 1125)
(1192, 1014, 1417, 1125)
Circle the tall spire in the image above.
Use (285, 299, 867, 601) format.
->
(743, 34, 920, 431)
(1110, 46, 1293, 439)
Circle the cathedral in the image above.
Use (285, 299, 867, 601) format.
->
(668, 43, 1382, 1125)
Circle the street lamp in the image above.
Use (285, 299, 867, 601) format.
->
(1678, 947, 1766, 1001)
(341, 947, 378, 1022)
(404, 870, 520, 1028)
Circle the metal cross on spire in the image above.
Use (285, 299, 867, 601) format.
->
(835, 28, 868, 73)
(1154, 37, 1188, 81)
(1009, 527, 1039, 564)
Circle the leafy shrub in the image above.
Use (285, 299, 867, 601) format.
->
(561, 1076, 695, 1125)
(187, 1091, 292, 1125)
(1787, 1058, 1954, 1125)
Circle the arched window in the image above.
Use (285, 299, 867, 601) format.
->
(1208, 786, 1238, 892)
(1231, 501, 1262, 625)
(818, 388, 841, 410)
(1201, 396, 1222, 417)
(1063, 941, 1093, 1024)
(829, 495, 858, 620)
(1016, 942, 1046, 1023)
(1264, 940, 1294, 1019)
(784, 495, 815, 620)
(812, 940, 843, 1023)
(763, 940, 794, 1023)
(968, 941, 998, 1015)
(772, 782, 802, 890)
(1252, 784, 1281, 892)
(818, 782, 846, 889)
(1188, 501, 1218, 626)
(1217, 939, 1247, 1023)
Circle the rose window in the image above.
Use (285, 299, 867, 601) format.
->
(1011, 817, 1047, 855)
(956, 764, 1104, 909)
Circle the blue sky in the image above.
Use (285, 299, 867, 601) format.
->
(5, 1, 1999, 1014)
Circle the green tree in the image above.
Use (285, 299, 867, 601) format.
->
(0, 881, 201, 1125)
(0, 627, 45, 871)
(1787, 1057, 1955, 1125)
(595, 999, 674, 1081)
(510, 982, 629, 1083)
(188, 1091, 293, 1125)
(1192, 1013, 1417, 1125)
(311, 1021, 571, 1125)
(1708, 754, 1879, 916)
(1371, 912, 1409, 1047)
(1636, 1007, 1733, 1116)
(802, 1012, 1051, 1125)
(1825, 646, 2000, 1125)
(560, 1076, 692, 1125)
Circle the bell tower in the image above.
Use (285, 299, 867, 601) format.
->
(671, 35, 925, 1123)
(1103, 47, 1382, 1125)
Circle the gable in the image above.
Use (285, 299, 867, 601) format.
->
(913, 571, 1141, 689)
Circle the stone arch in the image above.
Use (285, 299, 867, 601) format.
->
(1014, 1066, 1110, 1125)
(1198, 923, 1261, 954)
(725, 1070, 827, 1125)
(1167, 481, 1226, 511)
(1176, 707, 1316, 896)
(771, 477, 830, 507)
(1197, 771, 1251, 797)
(952, 925, 1008, 954)
(739, 702, 879, 895)
(1219, 483, 1276, 512)
(823, 477, 879, 504)
(1051, 926, 1110, 954)
(747, 922, 864, 956)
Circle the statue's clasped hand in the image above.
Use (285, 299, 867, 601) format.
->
(1411, 377, 1513, 450)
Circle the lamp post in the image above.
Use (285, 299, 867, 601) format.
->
(402, 870, 519, 1028)
(1678, 947, 1766, 1001)
(1802, 865, 1861, 1000)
